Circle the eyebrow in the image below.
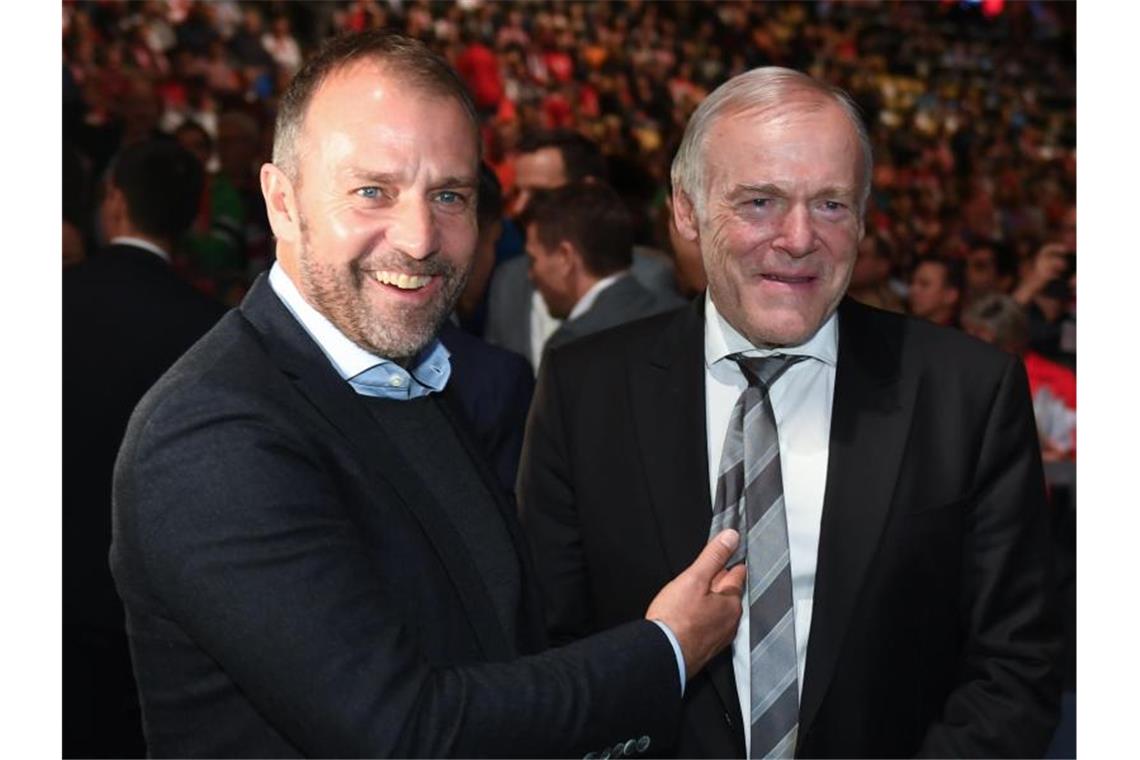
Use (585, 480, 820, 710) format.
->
(726, 183, 857, 201)
(340, 169, 478, 190)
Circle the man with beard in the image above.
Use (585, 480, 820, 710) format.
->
(110, 32, 745, 758)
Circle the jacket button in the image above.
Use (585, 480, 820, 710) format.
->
(612, 741, 626, 757)
(582, 754, 598, 760)
(637, 735, 651, 753)
(623, 739, 638, 756)
(599, 749, 611, 760)
(724, 711, 734, 727)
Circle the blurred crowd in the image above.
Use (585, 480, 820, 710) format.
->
(63, 0, 1076, 450)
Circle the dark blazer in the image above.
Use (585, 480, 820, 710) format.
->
(110, 276, 680, 758)
(518, 296, 1062, 758)
(439, 321, 535, 498)
(63, 244, 225, 757)
(545, 275, 684, 354)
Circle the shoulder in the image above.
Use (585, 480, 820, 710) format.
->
(547, 300, 692, 373)
(840, 299, 1018, 387)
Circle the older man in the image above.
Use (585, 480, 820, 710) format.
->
(520, 67, 1061, 758)
(111, 32, 745, 758)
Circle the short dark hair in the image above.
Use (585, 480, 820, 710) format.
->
(109, 138, 204, 241)
(272, 31, 478, 180)
(516, 129, 608, 183)
(528, 181, 633, 278)
(915, 256, 965, 294)
(476, 162, 503, 227)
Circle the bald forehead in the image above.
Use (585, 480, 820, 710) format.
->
(301, 59, 477, 146)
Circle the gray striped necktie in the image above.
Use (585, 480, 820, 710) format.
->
(710, 353, 807, 759)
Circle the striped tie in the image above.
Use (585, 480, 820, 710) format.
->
(709, 353, 807, 759)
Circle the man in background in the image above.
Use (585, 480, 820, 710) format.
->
(63, 138, 226, 758)
(525, 181, 683, 358)
(484, 129, 678, 369)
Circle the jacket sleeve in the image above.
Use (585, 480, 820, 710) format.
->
(113, 383, 680, 758)
(917, 354, 1063, 757)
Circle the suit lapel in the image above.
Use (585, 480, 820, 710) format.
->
(239, 276, 514, 660)
(630, 297, 743, 738)
(798, 299, 916, 736)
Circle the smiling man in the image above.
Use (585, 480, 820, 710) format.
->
(110, 32, 748, 758)
(520, 67, 1062, 758)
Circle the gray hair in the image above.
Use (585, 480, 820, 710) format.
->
(272, 31, 478, 183)
(670, 66, 872, 218)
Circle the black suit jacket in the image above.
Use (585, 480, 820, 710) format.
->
(519, 296, 1062, 758)
(110, 276, 680, 758)
(64, 244, 226, 632)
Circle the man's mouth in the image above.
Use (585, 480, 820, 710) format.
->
(371, 270, 433, 290)
(760, 273, 816, 284)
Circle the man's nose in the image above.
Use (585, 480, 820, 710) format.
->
(774, 204, 815, 258)
(389, 198, 439, 260)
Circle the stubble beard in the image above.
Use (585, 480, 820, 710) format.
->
(297, 216, 470, 363)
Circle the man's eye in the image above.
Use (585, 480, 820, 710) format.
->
(820, 200, 847, 213)
(435, 190, 466, 205)
(356, 187, 382, 200)
(750, 198, 771, 208)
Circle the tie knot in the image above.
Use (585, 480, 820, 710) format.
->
(731, 353, 808, 390)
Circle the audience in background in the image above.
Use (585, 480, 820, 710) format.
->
(962, 293, 1076, 460)
(847, 232, 905, 313)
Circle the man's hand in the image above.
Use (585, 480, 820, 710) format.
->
(645, 529, 747, 679)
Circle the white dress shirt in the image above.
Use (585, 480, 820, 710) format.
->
(703, 296, 837, 754)
(528, 290, 562, 370)
(566, 271, 627, 320)
(110, 236, 170, 263)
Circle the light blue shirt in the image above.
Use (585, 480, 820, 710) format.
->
(268, 263, 450, 399)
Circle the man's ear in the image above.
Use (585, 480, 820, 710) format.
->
(557, 240, 580, 277)
(672, 187, 700, 242)
(260, 163, 301, 244)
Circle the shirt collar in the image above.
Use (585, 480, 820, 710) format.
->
(568, 270, 628, 321)
(110, 236, 170, 263)
(268, 262, 451, 397)
(704, 293, 839, 369)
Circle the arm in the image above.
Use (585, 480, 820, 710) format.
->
(116, 387, 682, 758)
(517, 347, 596, 644)
(918, 355, 1064, 757)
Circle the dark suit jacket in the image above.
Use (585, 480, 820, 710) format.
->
(64, 244, 226, 632)
(439, 321, 535, 498)
(64, 243, 226, 756)
(519, 297, 1062, 758)
(110, 276, 680, 758)
(545, 275, 684, 354)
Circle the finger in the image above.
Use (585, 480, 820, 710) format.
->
(686, 529, 740, 584)
(713, 563, 747, 597)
